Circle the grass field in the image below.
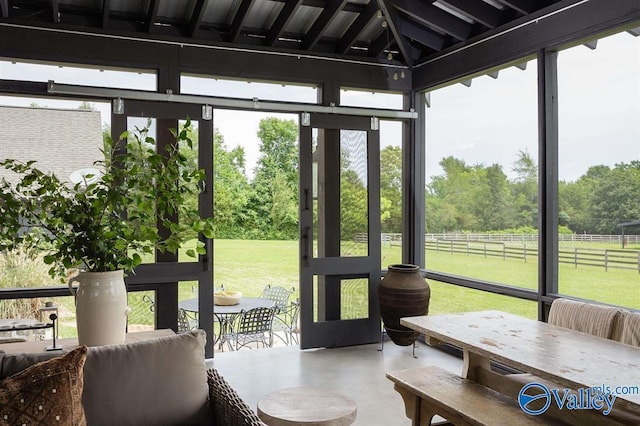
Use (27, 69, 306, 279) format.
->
(22, 238, 639, 338)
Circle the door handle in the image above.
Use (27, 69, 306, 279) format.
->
(302, 226, 310, 267)
(303, 188, 310, 211)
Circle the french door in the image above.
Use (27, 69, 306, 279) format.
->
(299, 113, 382, 349)
(111, 100, 215, 356)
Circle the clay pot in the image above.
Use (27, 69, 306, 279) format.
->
(68, 270, 131, 346)
(378, 264, 430, 346)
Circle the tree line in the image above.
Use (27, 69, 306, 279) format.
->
(210, 118, 639, 239)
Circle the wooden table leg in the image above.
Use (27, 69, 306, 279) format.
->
(461, 349, 491, 382)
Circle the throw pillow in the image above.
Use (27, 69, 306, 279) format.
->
(82, 329, 211, 426)
(0, 346, 88, 426)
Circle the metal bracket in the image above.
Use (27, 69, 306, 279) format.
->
(202, 104, 213, 121)
(301, 112, 310, 126)
(371, 116, 379, 131)
(112, 98, 124, 115)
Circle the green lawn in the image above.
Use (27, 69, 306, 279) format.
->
(36, 238, 640, 337)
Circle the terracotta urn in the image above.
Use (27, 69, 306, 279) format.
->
(378, 264, 430, 346)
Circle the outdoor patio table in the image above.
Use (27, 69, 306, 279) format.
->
(179, 297, 275, 350)
(400, 310, 640, 423)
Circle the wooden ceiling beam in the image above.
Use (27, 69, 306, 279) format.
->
(378, 0, 414, 66)
(266, 0, 303, 46)
(228, 0, 254, 42)
(338, 0, 378, 54)
(189, 0, 208, 37)
(495, 0, 536, 15)
(393, 0, 472, 41)
(51, 0, 60, 23)
(146, 0, 159, 33)
(302, 0, 349, 50)
(102, 0, 110, 28)
(439, 0, 502, 28)
(397, 16, 447, 51)
(1, 0, 9, 18)
(369, 30, 392, 58)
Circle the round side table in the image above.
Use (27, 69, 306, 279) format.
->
(257, 387, 357, 426)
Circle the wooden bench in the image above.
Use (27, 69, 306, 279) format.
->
(387, 366, 562, 426)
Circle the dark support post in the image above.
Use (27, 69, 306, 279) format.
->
(316, 81, 342, 321)
(538, 49, 559, 321)
(403, 91, 426, 267)
(155, 66, 180, 334)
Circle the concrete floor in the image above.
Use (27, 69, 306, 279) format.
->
(207, 340, 462, 426)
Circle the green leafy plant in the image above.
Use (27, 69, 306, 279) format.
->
(0, 119, 214, 279)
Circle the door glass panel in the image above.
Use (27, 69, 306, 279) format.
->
(312, 128, 369, 258)
(312, 275, 369, 322)
(341, 130, 369, 257)
(340, 277, 369, 320)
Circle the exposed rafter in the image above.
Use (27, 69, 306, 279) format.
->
(302, 0, 348, 50)
(189, 0, 209, 37)
(229, 0, 254, 43)
(0, 0, 603, 73)
(439, 0, 502, 28)
(146, 0, 160, 33)
(102, 0, 110, 28)
(369, 30, 393, 58)
(266, 0, 303, 46)
(51, 0, 59, 23)
(397, 16, 447, 51)
(393, 0, 472, 41)
(378, 0, 414, 66)
(0, 0, 9, 19)
(495, 0, 535, 15)
(338, 0, 378, 54)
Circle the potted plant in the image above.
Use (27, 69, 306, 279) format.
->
(0, 119, 214, 346)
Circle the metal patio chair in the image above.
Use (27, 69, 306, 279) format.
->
(259, 285, 294, 310)
(225, 306, 276, 351)
(272, 300, 300, 345)
(177, 308, 198, 333)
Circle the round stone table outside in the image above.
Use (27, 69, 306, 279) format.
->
(257, 387, 357, 426)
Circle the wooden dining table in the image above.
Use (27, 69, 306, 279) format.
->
(400, 310, 640, 423)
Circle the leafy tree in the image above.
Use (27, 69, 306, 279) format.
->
(247, 117, 299, 239)
(589, 161, 640, 234)
(340, 168, 368, 240)
(511, 149, 538, 228)
(78, 102, 95, 111)
(213, 133, 250, 238)
(380, 146, 402, 233)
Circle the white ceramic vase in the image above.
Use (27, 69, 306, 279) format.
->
(69, 270, 131, 346)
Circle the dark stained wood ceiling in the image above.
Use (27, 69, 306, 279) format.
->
(0, 0, 565, 68)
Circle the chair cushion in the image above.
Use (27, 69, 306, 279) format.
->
(83, 329, 211, 426)
(0, 345, 87, 425)
(547, 298, 621, 339)
(619, 311, 640, 346)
